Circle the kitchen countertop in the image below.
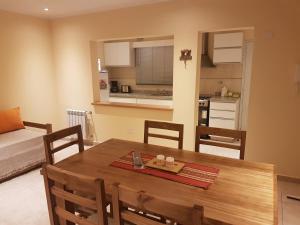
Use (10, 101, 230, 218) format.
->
(210, 96, 240, 103)
(110, 92, 173, 100)
(92, 101, 173, 111)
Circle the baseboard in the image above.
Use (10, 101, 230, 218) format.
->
(277, 175, 300, 184)
(83, 139, 95, 146)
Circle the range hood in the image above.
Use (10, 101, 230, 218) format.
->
(201, 33, 215, 67)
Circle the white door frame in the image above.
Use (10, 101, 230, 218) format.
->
(240, 41, 254, 130)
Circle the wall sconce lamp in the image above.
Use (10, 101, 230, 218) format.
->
(180, 49, 192, 68)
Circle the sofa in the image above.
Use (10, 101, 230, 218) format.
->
(0, 121, 52, 183)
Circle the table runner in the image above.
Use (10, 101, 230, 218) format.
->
(110, 152, 219, 189)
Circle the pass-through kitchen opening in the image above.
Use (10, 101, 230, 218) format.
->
(94, 35, 174, 110)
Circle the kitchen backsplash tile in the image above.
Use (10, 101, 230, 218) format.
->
(200, 78, 242, 95)
(108, 67, 173, 92)
(107, 62, 242, 95)
(200, 63, 243, 95)
(200, 64, 243, 79)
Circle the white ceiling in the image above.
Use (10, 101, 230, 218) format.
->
(0, 0, 170, 19)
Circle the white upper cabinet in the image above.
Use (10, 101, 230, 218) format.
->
(214, 32, 243, 48)
(213, 32, 244, 64)
(213, 48, 243, 64)
(104, 42, 133, 67)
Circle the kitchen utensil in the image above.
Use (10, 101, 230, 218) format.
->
(121, 85, 131, 93)
(110, 81, 119, 93)
(221, 86, 228, 97)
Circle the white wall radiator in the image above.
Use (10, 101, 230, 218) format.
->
(66, 109, 93, 141)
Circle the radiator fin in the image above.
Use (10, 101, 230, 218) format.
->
(66, 109, 91, 140)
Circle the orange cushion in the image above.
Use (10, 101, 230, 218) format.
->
(0, 107, 25, 134)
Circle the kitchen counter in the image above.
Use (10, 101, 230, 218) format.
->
(210, 96, 240, 103)
(92, 101, 173, 111)
(110, 92, 173, 100)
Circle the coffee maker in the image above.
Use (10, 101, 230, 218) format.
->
(110, 81, 119, 93)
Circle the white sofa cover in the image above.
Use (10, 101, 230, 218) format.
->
(0, 128, 45, 181)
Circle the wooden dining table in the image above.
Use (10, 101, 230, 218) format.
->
(55, 138, 277, 225)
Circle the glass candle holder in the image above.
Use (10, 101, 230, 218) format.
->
(156, 154, 165, 166)
(166, 156, 175, 167)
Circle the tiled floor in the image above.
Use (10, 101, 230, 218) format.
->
(278, 180, 300, 225)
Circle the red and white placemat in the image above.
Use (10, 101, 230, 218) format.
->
(111, 152, 219, 189)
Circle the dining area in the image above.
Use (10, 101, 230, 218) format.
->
(41, 121, 277, 225)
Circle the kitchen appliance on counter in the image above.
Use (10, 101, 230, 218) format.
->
(199, 95, 210, 139)
(110, 81, 119, 93)
(121, 85, 131, 93)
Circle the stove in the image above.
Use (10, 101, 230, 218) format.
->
(198, 96, 210, 138)
(199, 99, 209, 107)
(199, 95, 210, 108)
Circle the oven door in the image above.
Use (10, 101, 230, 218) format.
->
(198, 100, 210, 126)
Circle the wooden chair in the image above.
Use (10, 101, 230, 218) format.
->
(111, 183, 204, 225)
(195, 126, 247, 160)
(144, 120, 184, 149)
(42, 164, 108, 225)
(43, 125, 84, 164)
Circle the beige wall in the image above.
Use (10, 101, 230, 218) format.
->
(50, 0, 300, 178)
(0, 10, 57, 125)
(0, 1, 298, 178)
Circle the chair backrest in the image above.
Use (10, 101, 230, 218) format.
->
(195, 126, 247, 160)
(111, 183, 203, 225)
(43, 125, 84, 164)
(43, 164, 108, 225)
(144, 120, 184, 149)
